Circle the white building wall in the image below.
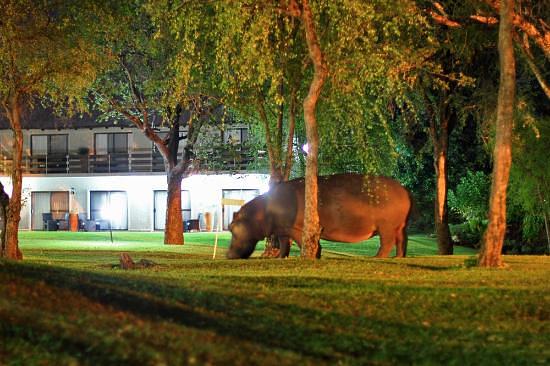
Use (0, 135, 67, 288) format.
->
(0, 173, 269, 231)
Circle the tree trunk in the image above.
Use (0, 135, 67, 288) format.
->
(163, 106, 185, 245)
(164, 169, 184, 245)
(2, 94, 23, 260)
(478, 0, 516, 267)
(261, 89, 298, 258)
(433, 136, 453, 255)
(300, 0, 327, 259)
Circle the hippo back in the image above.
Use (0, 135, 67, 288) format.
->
(266, 174, 411, 244)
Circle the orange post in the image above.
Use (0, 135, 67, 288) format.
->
(205, 212, 212, 232)
(69, 213, 78, 232)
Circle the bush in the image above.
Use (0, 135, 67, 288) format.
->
(450, 221, 486, 248)
(503, 239, 548, 255)
(448, 171, 490, 225)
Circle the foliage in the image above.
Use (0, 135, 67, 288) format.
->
(0, 0, 106, 112)
(90, 1, 199, 123)
(1, 242, 547, 364)
(448, 170, 490, 233)
(393, 139, 435, 231)
(181, 0, 440, 176)
(508, 103, 550, 246)
(313, 0, 437, 174)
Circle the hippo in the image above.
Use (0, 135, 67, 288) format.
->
(226, 173, 412, 259)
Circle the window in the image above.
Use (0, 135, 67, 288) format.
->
(31, 191, 69, 230)
(223, 127, 248, 145)
(94, 133, 129, 154)
(31, 135, 68, 155)
(90, 191, 128, 230)
(153, 190, 191, 230)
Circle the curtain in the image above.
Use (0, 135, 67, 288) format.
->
(31, 192, 50, 230)
(50, 192, 69, 220)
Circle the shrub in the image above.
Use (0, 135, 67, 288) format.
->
(450, 221, 486, 248)
(448, 171, 490, 225)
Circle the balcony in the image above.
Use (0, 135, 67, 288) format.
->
(0, 147, 254, 175)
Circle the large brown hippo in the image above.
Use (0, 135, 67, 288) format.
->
(226, 173, 412, 259)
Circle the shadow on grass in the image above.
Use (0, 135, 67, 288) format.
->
(0, 261, 544, 365)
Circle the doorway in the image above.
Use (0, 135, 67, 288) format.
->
(90, 191, 128, 230)
(221, 189, 259, 230)
(31, 191, 69, 230)
(153, 190, 191, 230)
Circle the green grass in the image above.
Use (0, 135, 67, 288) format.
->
(17, 231, 477, 257)
(0, 232, 548, 365)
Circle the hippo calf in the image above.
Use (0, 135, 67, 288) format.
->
(227, 173, 412, 259)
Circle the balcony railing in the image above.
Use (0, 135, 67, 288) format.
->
(0, 147, 254, 175)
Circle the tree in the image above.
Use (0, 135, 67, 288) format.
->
(200, 1, 307, 256)
(508, 100, 550, 253)
(419, 0, 549, 258)
(209, 1, 305, 187)
(210, 0, 435, 258)
(281, 0, 326, 258)
(426, 0, 549, 102)
(91, 1, 213, 245)
(0, 0, 103, 260)
(478, 0, 516, 267)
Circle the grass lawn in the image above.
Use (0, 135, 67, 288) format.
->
(0, 232, 548, 365)
(16, 230, 477, 257)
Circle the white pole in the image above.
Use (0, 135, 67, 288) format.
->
(213, 206, 222, 259)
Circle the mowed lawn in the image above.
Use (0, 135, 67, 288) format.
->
(0, 232, 548, 365)
(17, 230, 477, 257)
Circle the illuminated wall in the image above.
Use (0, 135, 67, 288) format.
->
(0, 173, 269, 231)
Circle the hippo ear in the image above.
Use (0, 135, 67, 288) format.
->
(232, 211, 241, 222)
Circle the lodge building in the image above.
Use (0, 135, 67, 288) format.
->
(0, 109, 269, 232)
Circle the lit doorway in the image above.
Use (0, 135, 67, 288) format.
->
(153, 190, 191, 230)
(31, 191, 69, 230)
(90, 191, 128, 230)
(221, 189, 259, 230)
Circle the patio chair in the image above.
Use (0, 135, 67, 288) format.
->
(78, 213, 96, 231)
(42, 213, 58, 231)
(57, 213, 69, 231)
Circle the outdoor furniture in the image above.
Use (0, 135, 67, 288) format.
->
(57, 213, 69, 231)
(96, 219, 110, 231)
(184, 219, 200, 232)
(78, 213, 96, 231)
(42, 213, 58, 231)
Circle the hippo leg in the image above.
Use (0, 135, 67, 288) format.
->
(395, 224, 408, 258)
(277, 236, 291, 258)
(375, 227, 396, 258)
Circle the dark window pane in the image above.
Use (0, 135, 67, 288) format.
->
(112, 133, 128, 153)
(49, 135, 68, 154)
(31, 135, 48, 155)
